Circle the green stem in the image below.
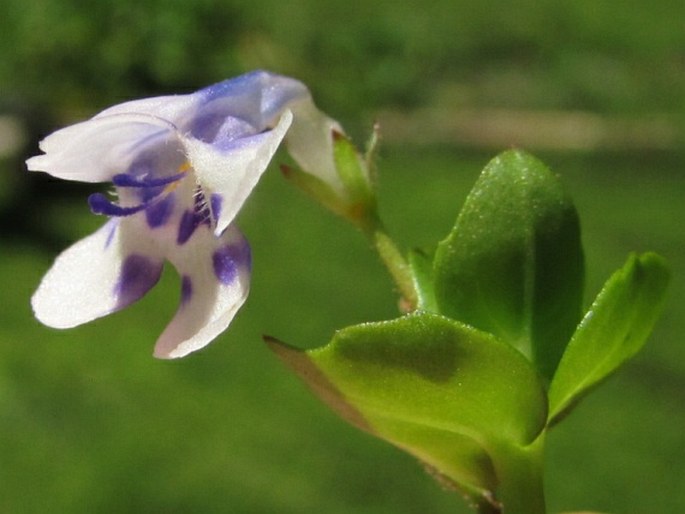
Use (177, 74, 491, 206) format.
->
(367, 226, 418, 310)
(488, 435, 546, 514)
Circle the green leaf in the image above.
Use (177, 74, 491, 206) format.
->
(267, 312, 547, 503)
(547, 253, 670, 426)
(433, 150, 584, 380)
(332, 130, 374, 207)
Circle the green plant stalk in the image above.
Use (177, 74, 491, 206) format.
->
(369, 227, 418, 310)
(485, 435, 546, 514)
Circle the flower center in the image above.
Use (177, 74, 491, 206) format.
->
(88, 163, 190, 217)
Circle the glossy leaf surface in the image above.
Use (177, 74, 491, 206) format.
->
(433, 150, 584, 379)
(267, 312, 547, 501)
(548, 252, 669, 425)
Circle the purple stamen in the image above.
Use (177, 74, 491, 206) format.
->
(112, 172, 186, 188)
(89, 193, 150, 217)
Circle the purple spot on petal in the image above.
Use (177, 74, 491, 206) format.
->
(115, 254, 163, 308)
(212, 249, 236, 285)
(210, 193, 222, 222)
(177, 190, 216, 244)
(145, 193, 175, 228)
(212, 242, 251, 285)
(180, 275, 193, 305)
(177, 209, 199, 245)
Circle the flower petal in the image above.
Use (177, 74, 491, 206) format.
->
(32, 219, 164, 328)
(153, 224, 251, 359)
(26, 114, 177, 182)
(182, 110, 293, 235)
(194, 70, 309, 132)
(285, 97, 345, 194)
(95, 94, 199, 124)
(193, 71, 342, 187)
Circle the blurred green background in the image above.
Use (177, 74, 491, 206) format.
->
(1, 1, 684, 513)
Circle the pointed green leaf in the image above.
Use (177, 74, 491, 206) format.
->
(433, 150, 584, 379)
(548, 253, 670, 426)
(332, 130, 374, 206)
(267, 312, 547, 502)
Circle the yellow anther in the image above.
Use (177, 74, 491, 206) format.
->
(164, 162, 192, 193)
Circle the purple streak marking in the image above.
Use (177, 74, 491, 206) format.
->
(104, 221, 118, 248)
(145, 193, 175, 228)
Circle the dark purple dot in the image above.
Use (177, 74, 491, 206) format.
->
(180, 275, 193, 305)
(177, 210, 199, 245)
(210, 193, 223, 222)
(114, 254, 163, 308)
(212, 242, 251, 285)
(145, 193, 175, 228)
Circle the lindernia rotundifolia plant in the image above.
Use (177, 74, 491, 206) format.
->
(28, 70, 669, 514)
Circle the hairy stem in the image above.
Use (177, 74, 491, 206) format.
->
(366, 224, 418, 310)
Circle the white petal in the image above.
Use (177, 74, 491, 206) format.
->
(285, 97, 346, 194)
(32, 218, 165, 328)
(153, 224, 251, 359)
(182, 110, 293, 235)
(26, 113, 177, 182)
(95, 93, 199, 124)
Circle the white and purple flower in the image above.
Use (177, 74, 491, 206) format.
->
(27, 70, 341, 358)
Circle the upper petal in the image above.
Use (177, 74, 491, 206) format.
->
(26, 113, 178, 182)
(95, 93, 199, 123)
(192, 70, 309, 135)
(153, 223, 251, 359)
(198, 72, 354, 198)
(182, 110, 293, 235)
(32, 218, 165, 328)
